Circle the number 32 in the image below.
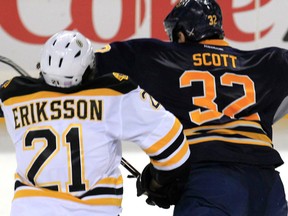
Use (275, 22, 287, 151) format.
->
(180, 70, 260, 125)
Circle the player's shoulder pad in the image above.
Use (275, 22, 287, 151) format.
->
(1, 76, 39, 89)
(86, 72, 138, 94)
(0, 76, 43, 101)
(103, 72, 138, 94)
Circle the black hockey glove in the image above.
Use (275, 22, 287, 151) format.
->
(136, 163, 186, 209)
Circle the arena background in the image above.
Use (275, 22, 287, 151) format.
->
(1, 0, 288, 215)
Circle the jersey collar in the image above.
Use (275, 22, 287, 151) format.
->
(199, 39, 229, 46)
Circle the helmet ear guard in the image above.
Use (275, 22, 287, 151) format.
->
(164, 0, 224, 42)
(40, 30, 95, 88)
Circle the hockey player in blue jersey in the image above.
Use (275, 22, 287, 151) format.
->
(95, 0, 288, 215)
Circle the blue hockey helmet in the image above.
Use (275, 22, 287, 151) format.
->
(164, 0, 224, 42)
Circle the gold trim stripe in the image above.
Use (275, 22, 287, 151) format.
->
(96, 176, 123, 186)
(184, 120, 264, 136)
(208, 129, 272, 144)
(200, 39, 229, 46)
(13, 189, 122, 206)
(3, 89, 123, 106)
(144, 118, 182, 155)
(151, 140, 189, 168)
(187, 136, 272, 148)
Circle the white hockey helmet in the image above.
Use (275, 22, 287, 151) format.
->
(40, 30, 95, 88)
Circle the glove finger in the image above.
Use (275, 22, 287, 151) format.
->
(146, 197, 156, 206)
(160, 203, 171, 209)
(146, 197, 171, 209)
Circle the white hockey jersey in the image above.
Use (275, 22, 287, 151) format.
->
(0, 73, 190, 216)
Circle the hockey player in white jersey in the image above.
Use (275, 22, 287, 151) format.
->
(0, 31, 191, 216)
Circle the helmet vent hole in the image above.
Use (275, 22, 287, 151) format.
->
(52, 40, 57, 46)
(65, 43, 70, 48)
(74, 51, 81, 58)
(48, 55, 51, 66)
(59, 58, 63, 67)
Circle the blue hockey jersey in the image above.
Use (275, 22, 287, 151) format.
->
(96, 38, 287, 167)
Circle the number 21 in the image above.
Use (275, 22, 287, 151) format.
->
(24, 125, 88, 192)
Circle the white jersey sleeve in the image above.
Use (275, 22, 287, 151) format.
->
(120, 87, 190, 173)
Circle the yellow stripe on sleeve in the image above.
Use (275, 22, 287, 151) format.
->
(151, 140, 189, 168)
(144, 118, 182, 155)
(96, 176, 123, 186)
